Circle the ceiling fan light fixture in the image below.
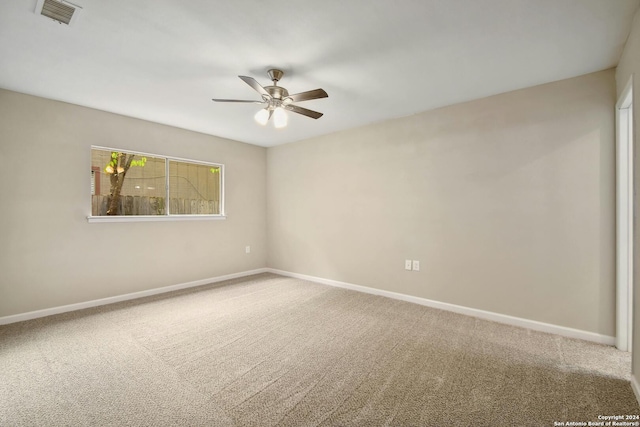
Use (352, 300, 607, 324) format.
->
(254, 108, 269, 126)
(273, 107, 287, 129)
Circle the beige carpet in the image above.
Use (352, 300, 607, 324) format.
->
(0, 273, 637, 426)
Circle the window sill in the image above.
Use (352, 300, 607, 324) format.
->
(87, 215, 227, 223)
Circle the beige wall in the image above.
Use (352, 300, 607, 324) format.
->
(0, 89, 267, 317)
(616, 6, 640, 379)
(0, 68, 620, 339)
(268, 69, 616, 336)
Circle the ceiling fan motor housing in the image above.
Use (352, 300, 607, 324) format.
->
(265, 86, 289, 101)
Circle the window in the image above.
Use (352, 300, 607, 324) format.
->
(89, 147, 224, 221)
(169, 160, 221, 215)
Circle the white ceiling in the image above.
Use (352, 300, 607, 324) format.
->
(0, 0, 638, 147)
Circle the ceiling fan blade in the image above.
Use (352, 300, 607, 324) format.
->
(286, 88, 328, 103)
(212, 98, 265, 103)
(286, 105, 324, 119)
(238, 76, 270, 98)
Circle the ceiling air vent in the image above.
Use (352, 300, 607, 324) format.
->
(35, 0, 81, 26)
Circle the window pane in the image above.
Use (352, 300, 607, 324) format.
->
(91, 148, 166, 216)
(169, 160, 221, 215)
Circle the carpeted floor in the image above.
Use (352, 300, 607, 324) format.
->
(0, 273, 637, 426)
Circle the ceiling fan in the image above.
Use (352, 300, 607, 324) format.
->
(212, 69, 328, 128)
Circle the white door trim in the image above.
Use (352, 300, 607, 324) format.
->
(617, 75, 634, 352)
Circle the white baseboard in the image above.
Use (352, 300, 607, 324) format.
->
(631, 375, 640, 406)
(267, 268, 616, 346)
(2, 267, 617, 347)
(0, 268, 268, 326)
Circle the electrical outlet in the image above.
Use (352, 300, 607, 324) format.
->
(405, 260, 412, 270)
(412, 260, 420, 271)
(245, 246, 251, 254)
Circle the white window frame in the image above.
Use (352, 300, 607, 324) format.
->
(616, 76, 634, 351)
(88, 146, 226, 223)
